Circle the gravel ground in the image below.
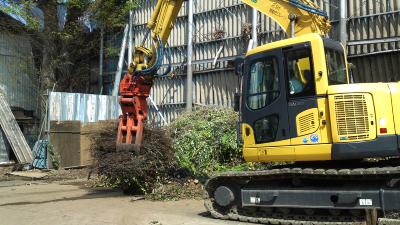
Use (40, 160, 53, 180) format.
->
(0, 180, 251, 225)
(0, 167, 251, 225)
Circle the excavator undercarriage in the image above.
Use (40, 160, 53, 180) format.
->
(205, 160, 400, 225)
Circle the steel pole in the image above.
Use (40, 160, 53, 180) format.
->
(148, 96, 167, 125)
(186, 0, 194, 112)
(252, 7, 258, 48)
(99, 27, 104, 94)
(128, 0, 133, 65)
(340, 0, 347, 46)
(112, 25, 129, 96)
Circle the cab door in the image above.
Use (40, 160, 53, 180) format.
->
(241, 49, 290, 145)
(284, 43, 319, 144)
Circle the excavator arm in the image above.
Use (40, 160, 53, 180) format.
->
(116, 0, 330, 150)
(242, 0, 330, 36)
(117, 0, 184, 151)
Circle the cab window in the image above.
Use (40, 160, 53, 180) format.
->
(285, 46, 315, 98)
(254, 115, 279, 143)
(247, 58, 279, 110)
(325, 48, 348, 85)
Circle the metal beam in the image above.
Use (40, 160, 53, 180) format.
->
(252, 7, 258, 47)
(348, 49, 400, 58)
(128, 0, 133, 65)
(99, 27, 104, 94)
(340, 0, 347, 46)
(148, 96, 167, 124)
(112, 24, 129, 97)
(347, 37, 400, 46)
(186, 0, 194, 112)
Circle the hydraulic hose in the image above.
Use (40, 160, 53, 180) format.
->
(157, 43, 173, 77)
(289, 0, 328, 17)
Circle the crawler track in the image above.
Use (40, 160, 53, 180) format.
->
(204, 159, 400, 224)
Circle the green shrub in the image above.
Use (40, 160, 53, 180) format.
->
(169, 107, 243, 176)
(47, 144, 61, 170)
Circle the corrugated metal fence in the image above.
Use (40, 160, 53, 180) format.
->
(345, 1, 400, 82)
(0, 32, 38, 113)
(104, 0, 400, 126)
(49, 92, 121, 123)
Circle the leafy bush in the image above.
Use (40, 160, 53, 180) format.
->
(169, 107, 243, 176)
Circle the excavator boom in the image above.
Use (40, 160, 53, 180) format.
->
(242, 0, 331, 36)
(116, 0, 331, 149)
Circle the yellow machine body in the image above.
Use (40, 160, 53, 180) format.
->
(241, 34, 400, 162)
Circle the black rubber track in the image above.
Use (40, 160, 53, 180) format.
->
(204, 159, 400, 224)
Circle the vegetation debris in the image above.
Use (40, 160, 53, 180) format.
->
(90, 121, 177, 194)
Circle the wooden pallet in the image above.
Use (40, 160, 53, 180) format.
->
(0, 93, 33, 164)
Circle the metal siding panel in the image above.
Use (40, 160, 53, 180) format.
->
(0, 32, 37, 114)
(49, 92, 121, 123)
(349, 52, 400, 83)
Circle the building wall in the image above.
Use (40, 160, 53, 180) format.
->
(0, 31, 38, 114)
(105, 0, 400, 126)
(345, 1, 400, 82)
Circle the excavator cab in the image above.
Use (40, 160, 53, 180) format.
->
(240, 34, 349, 162)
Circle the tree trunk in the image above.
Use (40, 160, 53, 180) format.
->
(38, 1, 58, 92)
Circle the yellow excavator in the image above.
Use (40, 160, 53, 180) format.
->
(117, 0, 400, 224)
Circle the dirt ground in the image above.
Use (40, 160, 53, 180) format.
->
(0, 168, 251, 225)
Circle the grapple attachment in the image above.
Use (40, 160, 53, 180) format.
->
(116, 71, 153, 153)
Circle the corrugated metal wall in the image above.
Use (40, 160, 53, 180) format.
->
(105, 0, 400, 125)
(49, 92, 121, 123)
(0, 32, 38, 113)
(345, 1, 400, 83)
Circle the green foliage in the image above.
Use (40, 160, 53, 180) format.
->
(0, 0, 40, 31)
(105, 44, 121, 57)
(169, 107, 242, 176)
(87, 0, 138, 29)
(47, 144, 61, 170)
(214, 162, 266, 173)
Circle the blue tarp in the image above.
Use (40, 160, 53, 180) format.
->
(32, 140, 48, 169)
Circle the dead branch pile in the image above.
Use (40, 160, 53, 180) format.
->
(90, 121, 177, 194)
(213, 29, 226, 40)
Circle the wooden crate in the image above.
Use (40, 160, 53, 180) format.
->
(50, 120, 116, 168)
